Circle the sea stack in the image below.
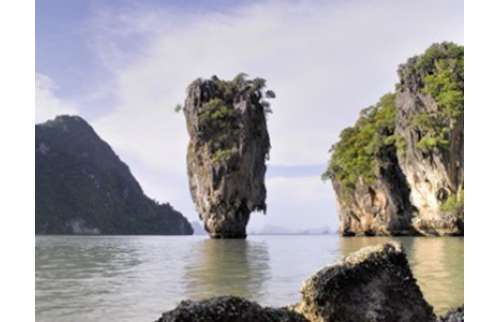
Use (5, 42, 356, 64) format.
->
(182, 74, 273, 238)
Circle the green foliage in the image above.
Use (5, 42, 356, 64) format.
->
(198, 98, 237, 138)
(412, 43, 464, 152)
(322, 93, 398, 191)
(265, 90, 276, 99)
(199, 98, 235, 124)
(212, 148, 235, 162)
(197, 74, 275, 161)
(198, 98, 238, 155)
(322, 42, 464, 201)
(415, 43, 464, 80)
(174, 104, 183, 113)
(209, 73, 276, 113)
(441, 188, 464, 213)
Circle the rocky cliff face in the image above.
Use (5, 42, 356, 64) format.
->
(395, 43, 464, 235)
(183, 74, 272, 238)
(325, 94, 416, 236)
(36, 115, 193, 235)
(184, 75, 274, 238)
(325, 42, 463, 236)
(332, 143, 415, 236)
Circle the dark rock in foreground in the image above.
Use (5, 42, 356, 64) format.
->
(155, 296, 307, 322)
(36, 115, 193, 235)
(438, 306, 464, 322)
(295, 242, 435, 322)
(156, 242, 453, 322)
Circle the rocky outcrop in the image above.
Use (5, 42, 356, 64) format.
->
(36, 115, 193, 235)
(332, 143, 415, 236)
(156, 243, 449, 322)
(438, 306, 464, 322)
(155, 296, 307, 322)
(395, 43, 464, 235)
(325, 42, 463, 236)
(182, 74, 273, 238)
(294, 242, 435, 322)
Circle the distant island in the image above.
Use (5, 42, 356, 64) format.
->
(36, 115, 193, 235)
(248, 225, 335, 235)
(190, 221, 208, 235)
(323, 42, 464, 237)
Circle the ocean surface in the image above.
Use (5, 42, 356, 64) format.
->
(36, 235, 463, 322)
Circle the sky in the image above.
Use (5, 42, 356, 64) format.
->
(36, 0, 463, 232)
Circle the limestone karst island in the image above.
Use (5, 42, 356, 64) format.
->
(323, 42, 464, 237)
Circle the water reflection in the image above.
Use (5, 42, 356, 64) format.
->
(182, 239, 271, 301)
(338, 236, 464, 315)
(408, 237, 464, 314)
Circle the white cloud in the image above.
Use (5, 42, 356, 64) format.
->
(90, 0, 463, 170)
(35, 73, 79, 123)
(62, 0, 462, 229)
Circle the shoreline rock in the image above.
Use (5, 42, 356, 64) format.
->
(155, 242, 462, 321)
(294, 242, 435, 322)
(438, 306, 464, 322)
(155, 297, 307, 322)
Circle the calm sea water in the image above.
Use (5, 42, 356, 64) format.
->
(36, 235, 463, 322)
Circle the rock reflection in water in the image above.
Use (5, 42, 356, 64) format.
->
(338, 236, 463, 315)
(408, 237, 464, 315)
(182, 239, 271, 301)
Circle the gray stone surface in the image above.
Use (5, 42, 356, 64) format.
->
(438, 306, 464, 322)
(155, 296, 307, 322)
(183, 75, 271, 238)
(294, 242, 436, 322)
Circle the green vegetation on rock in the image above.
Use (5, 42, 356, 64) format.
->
(325, 43, 464, 194)
(322, 93, 401, 192)
(441, 188, 464, 213)
(408, 43, 464, 152)
(36, 115, 193, 235)
(196, 74, 274, 163)
(211, 147, 235, 162)
(323, 42, 464, 236)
